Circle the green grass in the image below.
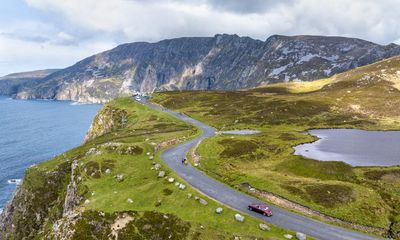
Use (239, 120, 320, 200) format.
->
(151, 57, 400, 237)
(32, 97, 295, 239)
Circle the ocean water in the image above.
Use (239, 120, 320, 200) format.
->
(0, 96, 101, 209)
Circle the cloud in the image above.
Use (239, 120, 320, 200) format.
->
(25, 0, 400, 44)
(2, 0, 400, 76)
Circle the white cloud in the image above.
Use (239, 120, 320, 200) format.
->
(1, 0, 400, 76)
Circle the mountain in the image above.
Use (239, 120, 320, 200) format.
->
(0, 69, 59, 96)
(5, 34, 400, 103)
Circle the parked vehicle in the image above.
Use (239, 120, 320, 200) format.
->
(248, 203, 273, 216)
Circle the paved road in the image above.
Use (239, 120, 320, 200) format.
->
(139, 99, 380, 240)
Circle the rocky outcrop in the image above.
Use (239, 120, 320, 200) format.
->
(0, 161, 71, 239)
(4, 34, 400, 103)
(63, 160, 79, 216)
(84, 105, 128, 142)
(0, 69, 58, 96)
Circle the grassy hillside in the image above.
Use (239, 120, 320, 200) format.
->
(0, 98, 293, 239)
(151, 56, 400, 238)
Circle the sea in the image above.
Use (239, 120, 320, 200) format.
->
(0, 96, 101, 211)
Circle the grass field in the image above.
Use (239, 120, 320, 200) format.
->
(151, 57, 400, 238)
(34, 98, 295, 239)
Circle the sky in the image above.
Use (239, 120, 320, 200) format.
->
(1, 0, 400, 76)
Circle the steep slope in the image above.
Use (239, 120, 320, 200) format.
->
(0, 69, 59, 96)
(11, 34, 400, 103)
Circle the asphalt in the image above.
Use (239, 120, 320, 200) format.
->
(139, 98, 380, 240)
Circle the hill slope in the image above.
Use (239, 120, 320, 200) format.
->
(0, 69, 59, 96)
(7, 34, 400, 103)
(151, 56, 400, 238)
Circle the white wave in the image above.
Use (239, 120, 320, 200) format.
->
(7, 179, 22, 185)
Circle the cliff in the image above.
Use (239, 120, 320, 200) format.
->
(4, 34, 400, 103)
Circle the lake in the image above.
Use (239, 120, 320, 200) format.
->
(294, 129, 400, 167)
(0, 97, 100, 210)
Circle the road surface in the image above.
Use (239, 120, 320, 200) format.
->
(139, 99, 380, 240)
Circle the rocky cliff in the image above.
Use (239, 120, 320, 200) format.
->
(0, 69, 59, 96)
(4, 34, 400, 103)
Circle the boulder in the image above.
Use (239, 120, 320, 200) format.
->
(158, 171, 165, 178)
(284, 234, 293, 239)
(105, 169, 111, 174)
(198, 198, 208, 206)
(187, 193, 192, 199)
(154, 164, 161, 170)
(215, 207, 223, 214)
(178, 184, 186, 190)
(127, 198, 133, 203)
(168, 177, 175, 183)
(234, 214, 244, 222)
(84, 199, 90, 204)
(149, 156, 154, 160)
(115, 174, 124, 182)
(194, 196, 200, 200)
(259, 223, 271, 231)
(146, 152, 151, 155)
(175, 182, 180, 186)
(296, 232, 306, 240)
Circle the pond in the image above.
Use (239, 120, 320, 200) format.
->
(294, 129, 400, 167)
(220, 130, 261, 135)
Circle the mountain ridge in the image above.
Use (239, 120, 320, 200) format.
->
(2, 34, 400, 103)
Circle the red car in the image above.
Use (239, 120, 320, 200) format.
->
(248, 203, 273, 216)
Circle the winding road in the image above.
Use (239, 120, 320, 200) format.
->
(139, 99, 379, 240)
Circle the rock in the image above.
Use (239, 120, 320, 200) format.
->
(168, 177, 175, 183)
(296, 232, 306, 240)
(233, 236, 240, 240)
(154, 164, 161, 170)
(198, 198, 208, 206)
(259, 223, 271, 231)
(115, 174, 124, 182)
(175, 182, 180, 186)
(284, 234, 293, 239)
(187, 193, 192, 199)
(194, 163, 199, 167)
(158, 171, 165, 178)
(149, 156, 154, 160)
(194, 196, 200, 200)
(146, 152, 151, 156)
(178, 184, 186, 190)
(215, 207, 223, 214)
(127, 198, 133, 203)
(84, 199, 90, 204)
(234, 213, 244, 222)
(249, 187, 256, 192)
(105, 169, 111, 174)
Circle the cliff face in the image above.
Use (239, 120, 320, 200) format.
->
(5, 34, 400, 103)
(0, 161, 72, 239)
(0, 69, 59, 96)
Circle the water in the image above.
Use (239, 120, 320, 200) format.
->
(294, 129, 400, 166)
(0, 96, 100, 208)
(220, 130, 261, 135)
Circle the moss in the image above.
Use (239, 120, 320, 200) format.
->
(305, 184, 355, 208)
(162, 188, 173, 196)
(364, 169, 400, 181)
(219, 139, 259, 158)
(276, 157, 356, 182)
(72, 211, 114, 240)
